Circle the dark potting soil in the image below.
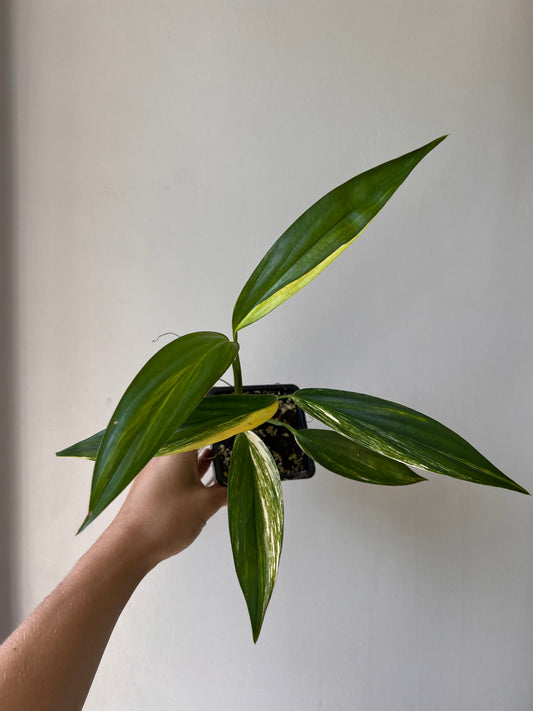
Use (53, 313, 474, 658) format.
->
(209, 384, 316, 485)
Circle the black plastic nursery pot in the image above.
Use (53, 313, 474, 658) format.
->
(209, 384, 316, 486)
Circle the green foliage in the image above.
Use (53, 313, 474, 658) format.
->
(79, 332, 238, 531)
(228, 432, 284, 642)
(57, 394, 278, 461)
(293, 428, 426, 486)
(58, 136, 528, 640)
(232, 136, 446, 333)
(292, 389, 528, 494)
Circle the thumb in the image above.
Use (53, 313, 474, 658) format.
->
(203, 483, 228, 518)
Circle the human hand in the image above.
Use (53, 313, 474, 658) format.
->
(111, 449, 227, 570)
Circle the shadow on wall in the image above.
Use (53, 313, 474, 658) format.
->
(0, 0, 15, 640)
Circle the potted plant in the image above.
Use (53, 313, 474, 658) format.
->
(57, 136, 528, 642)
(207, 383, 316, 485)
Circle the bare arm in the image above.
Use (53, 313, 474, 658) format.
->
(0, 449, 226, 711)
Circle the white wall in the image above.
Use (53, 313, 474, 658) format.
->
(11, 1, 533, 709)
(0, 0, 16, 643)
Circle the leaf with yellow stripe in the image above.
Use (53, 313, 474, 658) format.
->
(232, 136, 446, 333)
(57, 394, 278, 461)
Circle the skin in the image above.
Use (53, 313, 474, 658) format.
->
(0, 449, 227, 711)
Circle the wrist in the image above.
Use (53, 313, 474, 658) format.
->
(98, 516, 161, 583)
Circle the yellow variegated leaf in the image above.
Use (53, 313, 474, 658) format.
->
(57, 394, 278, 461)
(232, 136, 446, 333)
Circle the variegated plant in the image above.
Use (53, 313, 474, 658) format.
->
(58, 136, 528, 642)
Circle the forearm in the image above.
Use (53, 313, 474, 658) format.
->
(0, 451, 226, 710)
(0, 519, 154, 711)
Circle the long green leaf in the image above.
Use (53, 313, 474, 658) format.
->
(57, 394, 278, 460)
(293, 428, 425, 486)
(232, 136, 446, 333)
(80, 332, 239, 531)
(293, 389, 528, 494)
(228, 431, 284, 643)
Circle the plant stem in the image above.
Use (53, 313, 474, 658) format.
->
(267, 418, 297, 435)
(232, 345, 243, 394)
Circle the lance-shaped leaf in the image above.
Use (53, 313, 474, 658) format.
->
(232, 136, 446, 333)
(80, 332, 239, 531)
(292, 389, 529, 494)
(228, 431, 284, 643)
(57, 394, 278, 461)
(293, 428, 425, 486)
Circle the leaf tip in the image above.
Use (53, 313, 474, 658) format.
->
(429, 134, 448, 148)
(76, 512, 94, 535)
(252, 621, 262, 644)
(497, 474, 529, 496)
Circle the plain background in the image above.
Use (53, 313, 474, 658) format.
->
(4, 1, 533, 709)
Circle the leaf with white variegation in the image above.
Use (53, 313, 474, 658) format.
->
(292, 389, 528, 494)
(228, 431, 284, 642)
(293, 428, 425, 486)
